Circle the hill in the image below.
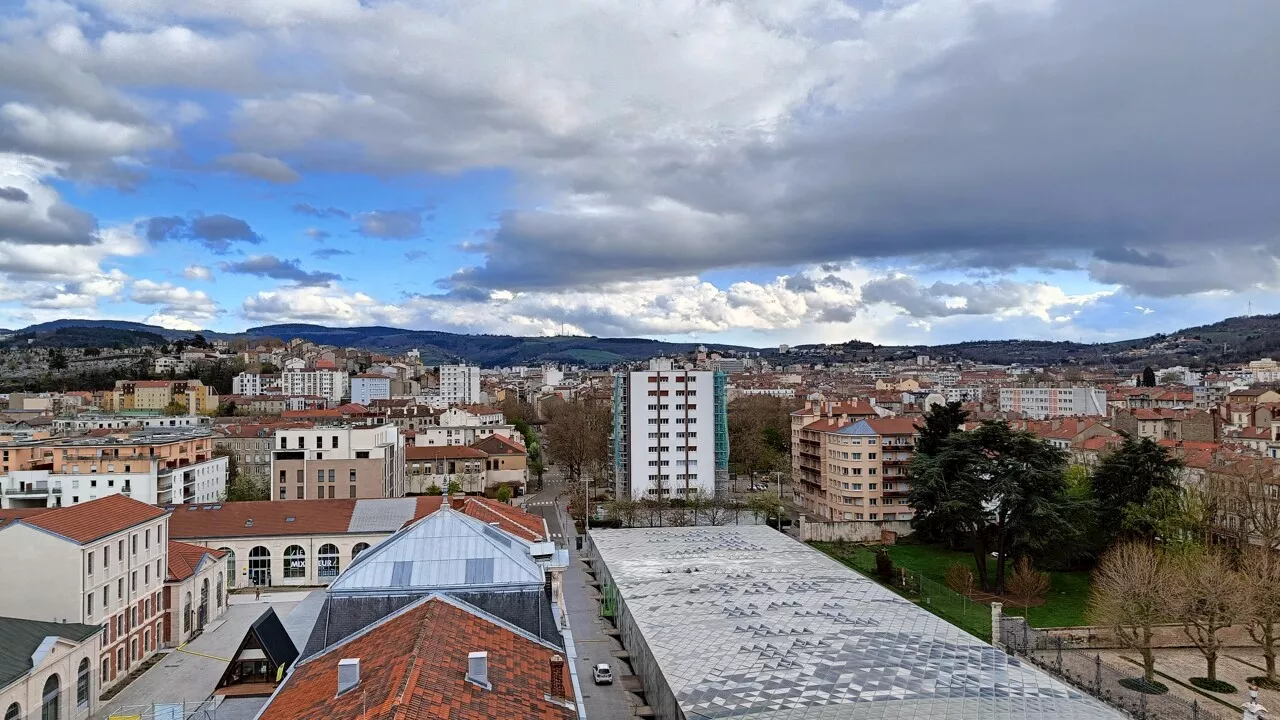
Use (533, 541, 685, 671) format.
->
(0, 326, 170, 350)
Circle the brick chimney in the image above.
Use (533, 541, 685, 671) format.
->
(550, 654, 565, 699)
(450, 492, 465, 510)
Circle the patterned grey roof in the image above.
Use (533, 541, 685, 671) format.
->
(591, 526, 1123, 720)
(346, 498, 418, 532)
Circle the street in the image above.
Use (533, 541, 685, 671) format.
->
(523, 469, 641, 719)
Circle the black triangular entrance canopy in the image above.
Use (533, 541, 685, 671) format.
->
(216, 607, 300, 690)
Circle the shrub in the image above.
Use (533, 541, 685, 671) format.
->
(1118, 677, 1169, 694)
(875, 549, 894, 584)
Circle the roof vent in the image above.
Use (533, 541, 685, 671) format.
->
(466, 651, 490, 689)
(337, 658, 360, 695)
(285, 516, 295, 522)
(245, 519, 253, 527)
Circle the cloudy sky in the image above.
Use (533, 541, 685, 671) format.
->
(1, 0, 1277, 347)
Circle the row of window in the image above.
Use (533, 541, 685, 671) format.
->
(280, 435, 343, 449)
(829, 465, 878, 476)
(281, 484, 357, 499)
(646, 418, 695, 424)
(85, 526, 164, 578)
(645, 446, 698, 452)
(3, 660, 92, 720)
(239, 543, 365, 583)
(827, 450, 878, 460)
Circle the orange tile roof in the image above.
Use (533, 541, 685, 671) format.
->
(463, 498, 545, 542)
(167, 540, 226, 582)
(0, 507, 48, 530)
(407, 445, 489, 460)
(800, 418, 851, 433)
(866, 417, 920, 436)
(472, 434, 526, 455)
(17, 494, 168, 544)
(260, 595, 574, 720)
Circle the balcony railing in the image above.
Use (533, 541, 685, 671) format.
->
(2, 482, 62, 496)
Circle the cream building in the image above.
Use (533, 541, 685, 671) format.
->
(0, 495, 170, 692)
(164, 542, 229, 647)
(0, 617, 102, 720)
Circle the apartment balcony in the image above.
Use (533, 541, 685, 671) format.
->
(882, 457, 911, 466)
(3, 481, 62, 497)
(881, 487, 910, 498)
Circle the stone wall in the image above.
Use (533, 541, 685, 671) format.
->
(798, 516, 914, 543)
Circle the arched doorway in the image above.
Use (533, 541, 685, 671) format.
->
(183, 592, 192, 635)
(220, 547, 236, 588)
(351, 542, 370, 560)
(6, 703, 20, 720)
(199, 578, 210, 630)
(283, 545, 306, 580)
(41, 674, 59, 720)
(248, 546, 270, 586)
(317, 544, 340, 579)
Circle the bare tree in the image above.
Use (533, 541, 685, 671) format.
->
(607, 497, 641, 528)
(1171, 548, 1248, 683)
(543, 399, 610, 484)
(1089, 541, 1176, 684)
(702, 498, 730, 526)
(1212, 459, 1280, 551)
(945, 562, 976, 598)
(1005, 557, 1051, 621)
(1241, 546, 1280, 685)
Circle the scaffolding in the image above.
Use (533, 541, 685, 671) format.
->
(610, 373, 626, 497)
(713, 371, 730, 493)
(103, 699, 221, 720)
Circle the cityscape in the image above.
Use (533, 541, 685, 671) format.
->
(0, 0, 1277, 719)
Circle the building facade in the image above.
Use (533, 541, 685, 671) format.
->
(281, 367, 348, 407)
(111, 380, 218, 414)
(350, 374, 392, 406)
(438, 365, 481, 405)
(610, 366, 729, 499)
(998, 387, 1108, 419)
(0, 617, 102, 720)
(163, 542, 228, 647)
(0, 496, 170, 692)
(270, 424, 406, 500)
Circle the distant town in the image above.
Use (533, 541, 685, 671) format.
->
(1, 327, 1277, 720)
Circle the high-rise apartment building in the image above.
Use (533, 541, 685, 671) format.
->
(999, 387, 1107, 419)
(281, 362, 348, 407)
(610, 364, 729, 499)
(438, 365, 481, 405)
(270, 423, 405, 500)
(795, 416, 919, 522)
(351, 373, 392, 405)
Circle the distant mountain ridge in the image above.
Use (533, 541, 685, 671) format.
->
(8, 312, 1280, 367)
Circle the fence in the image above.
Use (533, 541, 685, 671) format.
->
(1000, 616, 1228, 720)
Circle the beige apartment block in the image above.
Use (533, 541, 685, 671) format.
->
(795, 416, 919, 522)
(271, 424, 405, 500)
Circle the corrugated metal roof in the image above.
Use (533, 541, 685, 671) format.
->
(327, 507, 544, 595)
(347, 498, 419, 533)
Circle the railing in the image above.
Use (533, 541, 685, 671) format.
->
(999, 616, 1226, 720)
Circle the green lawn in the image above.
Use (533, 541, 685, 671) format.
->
(811, 542, 1094, 631)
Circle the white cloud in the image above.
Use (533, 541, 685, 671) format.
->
(183, 264, 212, 281)
(130, 279, 221, 323)
(0, 102, 171, 159)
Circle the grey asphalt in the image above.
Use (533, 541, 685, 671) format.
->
(95, 596, 304, 719)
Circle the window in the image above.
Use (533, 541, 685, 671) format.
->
(145, 529, 150, 549)
(349, 485, 357, 498)
(87, 552, 94, 576)
(221, 548, 236, 589)
(130, 571, 136, 593)
(296, 486, 304, 499)
(296, 469, 303, 482)
(283, 545, 306, 579)
(248, 546, 271, 586)
(355, 451, 370, 459)
(868, 452, 877, 460)
(332, 436, 339, 448)
(2, 703, 16, 720)
(279, 470, 286, 484)
(317, 469, 324, 483)
(279, 485, 287, 499)
(131, 534, 137, 555)
(318, 544, 340, 578)
(77, 659, 90, 708)
(101, 658, 109, 686)
(352, 542, 370, 559)
(87, 592, 94, 616)
(328, 469, 335, 482)
(144, 565, 149, 585)
(117, 578, 123, 599)
(42, 675, 60, 720)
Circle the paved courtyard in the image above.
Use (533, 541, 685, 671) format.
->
(95, 594, 307, 719)
(1098, 648, 1278, 717)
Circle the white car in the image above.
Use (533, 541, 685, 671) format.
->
(593, 663, 613, 685)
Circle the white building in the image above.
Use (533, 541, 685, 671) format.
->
(0, 616, 102, 720)
(0, 495, 170, 692)
(231, 372, 279, 396)
(350, 374, 392, 406)
(941, 386, 985, 403)
(281, 365, 348, 407)
(612, 365, 728, 500)
(53, 414, 212, 433)
(153, 356, 192, 375)
(271, 423, 406, 500)
(411, 406, 517, 447)
(438, 365, 481, 405)
(998, 387, 1108, 419)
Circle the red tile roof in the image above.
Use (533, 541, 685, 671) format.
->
(866, 417, 920, 436)
(259, 596, 574, 720)
(800, 418, 851, 433)
(167, 499, 360, 539)
(17, 494, 168, 545)
(167, 540, 226, 582)
(407, 445, 489, 460)
(472, 434, 526, 455)
(0, 507, 49, 530)
(462, 498, 545, 542)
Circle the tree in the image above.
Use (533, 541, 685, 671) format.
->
(1089, 541, 1175, 684)
(874, 549, 894, 584)
(259, 362, 280, 375)
(543, 399, 610, 484)
(945, 562, 975, 597)
(215, 400, 239, 417)
(495, 486, 512, 504)
(746, 492, 785, 527)
(1172, 548, 1248, 684)
(1211, 459, 1280, 552)
(224, 474, 270, 502)
(1241, 546, 1280, 685)
(424, 483, 443, 496)
(447, 480, 462, 495)
(1159, 370, 1184, 385)
(47, 349, 68, 371)
(1090, 436, 1183, 544)
(1123, 485, 1197, 544)
(1141, 366, 1157, 387)
(728, 396, 796, 487)
(163, 400, 187, 416)
(607, 497, 641, 528)
(915, 401, 969, 456)
(910, 421, 1077, 592)
(1006, 557, 1051, 621)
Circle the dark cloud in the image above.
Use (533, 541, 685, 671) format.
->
(1092, 247, 1175, 268)
(860, 276, 1074, 319)
(356, 209, 425, 239)
(436, 0, 1280, 295)
(214, 153, 300, 183)
(312, 248, 353, 259)
(0, 199, 98, 246)
(292, 203, 350, 219)
(220, 255, 341, 286)
(145, 214, 264, 252)
(783, 274, 816, 293)
(0, 187, 30, 203)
